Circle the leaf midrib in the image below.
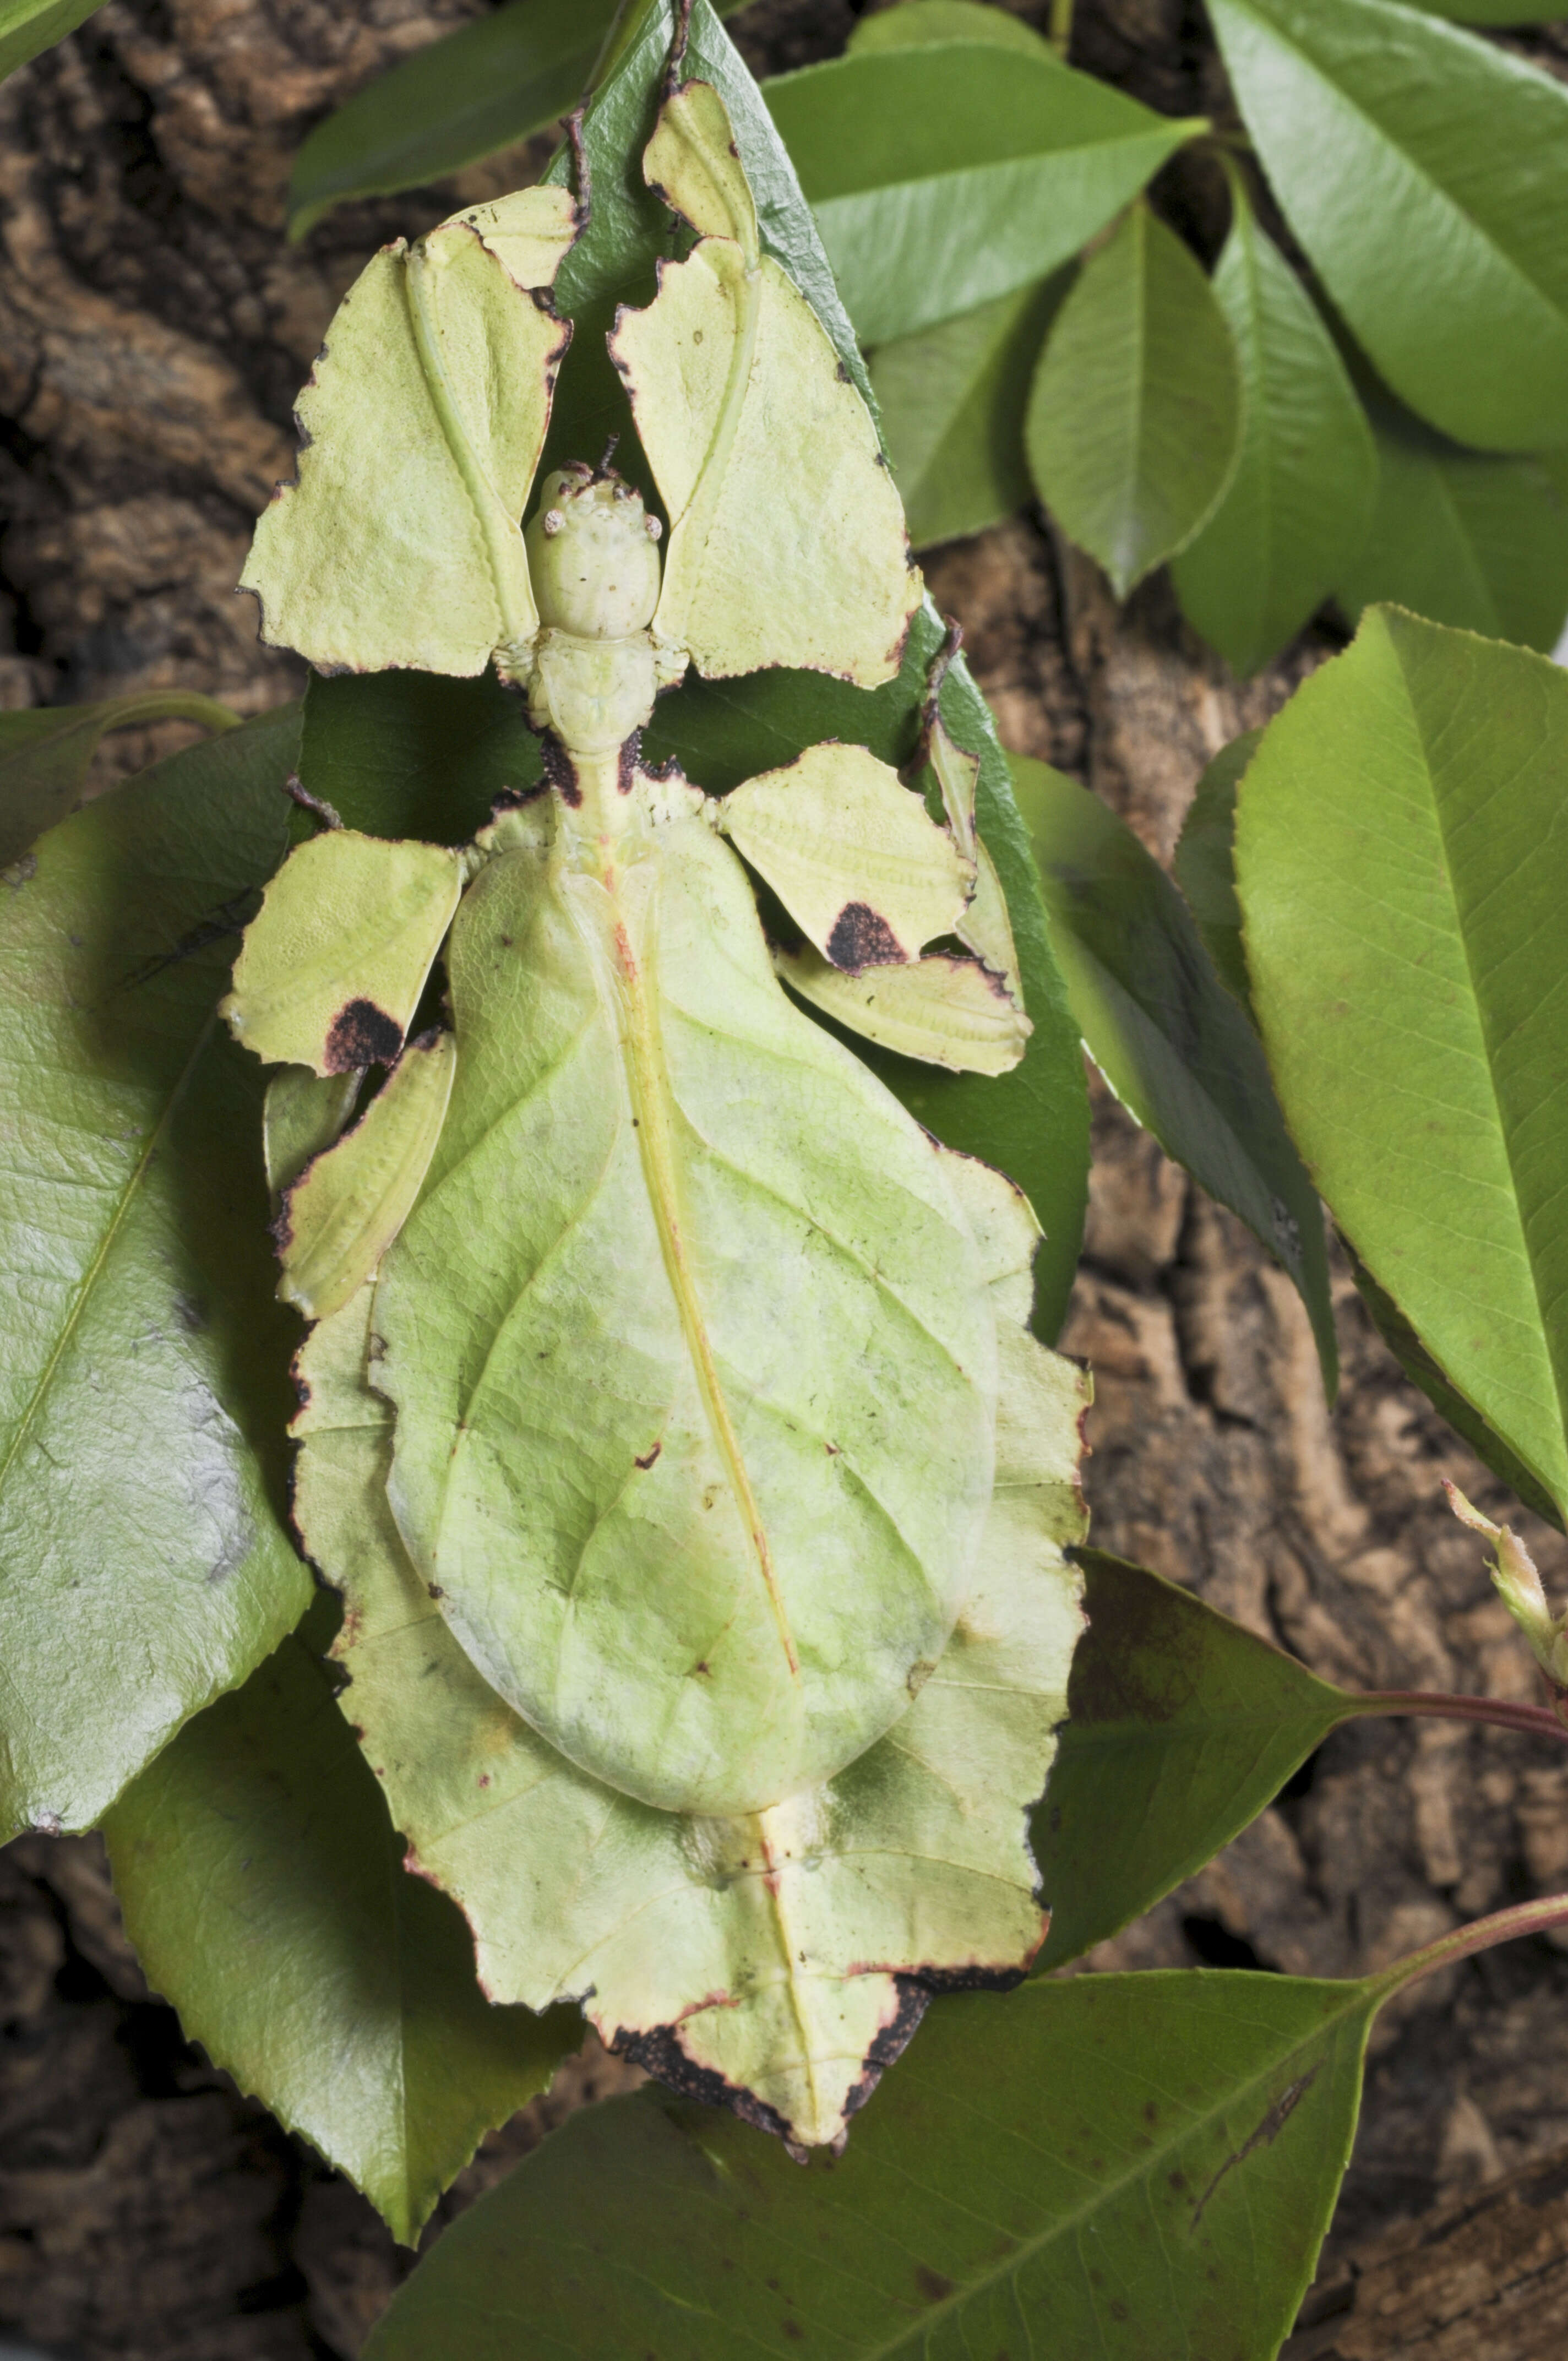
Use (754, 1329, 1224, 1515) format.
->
(850, 1984, 1369, 2360)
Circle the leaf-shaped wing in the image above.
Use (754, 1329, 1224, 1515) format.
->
(610, 83, 921, 686)
(299, 1157, 1086, 2151)
(241, 187, 578, 677)
(715, 742, 973, 969)
(276, 1031, 456, 1322)
(372, 787, 997, 1820)
(221, 830, 464, 1078)
(777, 945, 1032, 1075)
(918, 705, 1026, 999)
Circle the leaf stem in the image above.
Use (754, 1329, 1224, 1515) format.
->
(1049, 0, 1074, 57)
(1376, 1892, 1568, 2000)
(1351, 1688, 1568, 1744)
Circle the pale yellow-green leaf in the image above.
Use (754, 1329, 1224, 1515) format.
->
(644, 78, 758, 257)
(613, 85, 920, 687)
(277, 1032, 456, 1321)
(919, 706, 1026, 999)
(264, 1066, 363, 1196)
(777, 944, 1032, 1074)
(716, 741, 972, 969)
(241, 186, 576, 677)
(301, 1154, 1086, 2149)
(374, 787, 998, 1819)
(221, 831, 464, 1078)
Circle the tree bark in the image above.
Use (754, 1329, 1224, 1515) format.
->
(3, 2, 1567, 2353)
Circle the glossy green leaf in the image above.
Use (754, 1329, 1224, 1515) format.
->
(1025, 205, 1242, 597)
(870, 277, 1064, 552)
(104, 1634, 578, 2245)
(1235, 608, 1568, 1524)
(1335, 408, 1568, 655)
(847, 0, 1057, 57)
(1014, 754, 1336, 1390)
(1034, 1551, 1349, 1969)
(763, 45, 1201, 346)
(0, 710, 313, 1842)
(296, 670, 541, 847)
(0, 0, 100, 80)
(1353, 1260, 1565, 1534)
(364, 1967, 1379, 2361)
(1171, 730, 1262, 1016)
(1208, 0, 1568, 453)
(0, 690, 239, 869)
(1171, 185, 1376, 674)
(644, 610, 1091, 1341)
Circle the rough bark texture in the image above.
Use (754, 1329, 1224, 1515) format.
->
(3, 0, 1568, 2353)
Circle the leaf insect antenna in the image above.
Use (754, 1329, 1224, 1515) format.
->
(594, 433, 622, 481)
(665, 0, 695, 97)
(921, 616, 965, 741)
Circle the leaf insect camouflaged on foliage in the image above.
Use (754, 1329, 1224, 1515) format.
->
(226, 61, 1086, 2149)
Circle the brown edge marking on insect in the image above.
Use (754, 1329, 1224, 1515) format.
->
(607, 2019, 797, 2147)
(535, 734, 582, 808)
(567, 105, 591, 230)
(618, 729, 644, 796)
(826, 902, 907, 973)
(325, 997, 403, 1072)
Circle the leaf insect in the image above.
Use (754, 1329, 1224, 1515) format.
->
(224, 63, 1085, 2148)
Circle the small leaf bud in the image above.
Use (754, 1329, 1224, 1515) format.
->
(1445, 1480, 1568, 1689)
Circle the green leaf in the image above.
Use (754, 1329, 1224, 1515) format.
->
(1014, 754, 1336, 1391)
(763, 45, 1202, 346)
(1207, 0, 1568, 453)
(847, 0, 1057, 57)
(1034, 1550, 1350, 1969)
(296, 670, 541, 847)
(644, 611, 1091, 1340)
(1171, 184, 1376, 675)
(1025, 204, 1242, 598)
(0, 690, 240, 869)
(1235, 607, 1568, 1524)
(1171, 730, 1262, 1017)
(1352, 1260, 1566, 1533)
(0, 0, 100, 81)
(0, 710, 313, 1841)
(870, 276, 1065, 552)
(1335, 405, 1568, 655)
(103, 1634, 578, 2245)
(364, 1967, 1380, 2361)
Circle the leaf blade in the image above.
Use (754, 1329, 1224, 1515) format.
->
(1025, 205, 1242, 597)
(0, 711, 313, 1839)
(1015, 754, 1336, 1389)
(1234, 607, 1568, 1521)
(1208, 0, 1568, 452)
(363, 1967, 1374, 2361)
(1171, 189, 1376, 675)
(103, 1633, 578, 2245)
(763, 43, 1201, 345)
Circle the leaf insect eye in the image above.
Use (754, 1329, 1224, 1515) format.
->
(541, 509, 565, 538)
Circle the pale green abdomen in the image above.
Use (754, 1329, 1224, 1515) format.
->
(374, 811, 998, 1816)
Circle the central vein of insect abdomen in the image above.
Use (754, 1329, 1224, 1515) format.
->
(606, 874, 802, 1683)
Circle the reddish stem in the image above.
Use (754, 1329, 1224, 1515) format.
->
(1380, 1892, 1568, 1998)
(1351, 1688, 1568, 1743)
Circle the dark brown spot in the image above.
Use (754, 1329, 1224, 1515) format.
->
(325, 998, 402, 1072)
(782, 2323, 804, 2343)
(608, 2022, 794, 2144)
(915, 2266, 955, 2304)
(634, 1440, 662, 1471)
(618, 731, 643, 795)
(693, 1660, 711, 1677)
(826, 902, 904, 973)
(426, 1583, 444, 1600)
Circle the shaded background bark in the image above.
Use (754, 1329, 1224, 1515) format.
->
(4, 1, 1568, 2352)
